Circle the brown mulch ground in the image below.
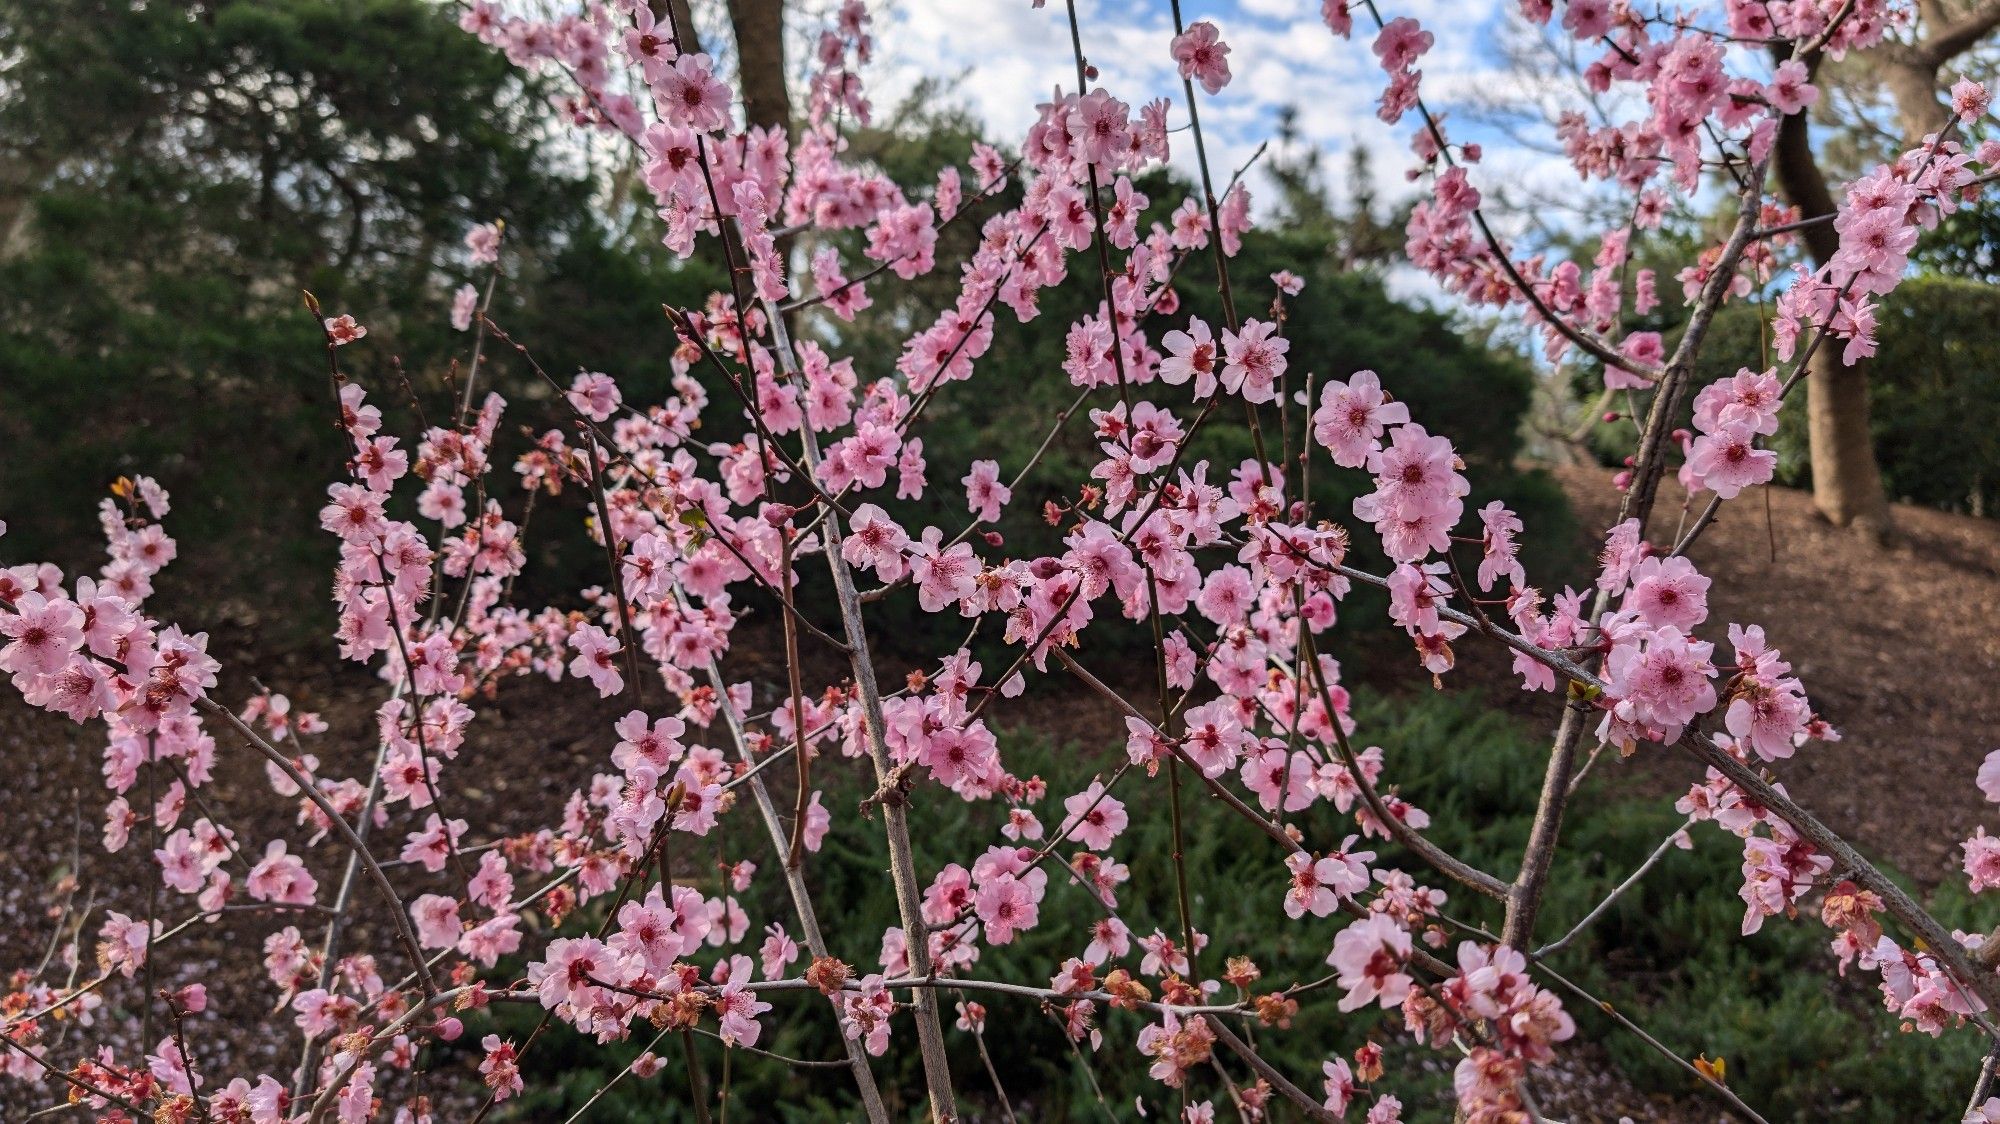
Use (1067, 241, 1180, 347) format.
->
(5, 467, 1996, 1120)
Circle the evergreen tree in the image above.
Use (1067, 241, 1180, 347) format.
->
(0, 0, 720, 621)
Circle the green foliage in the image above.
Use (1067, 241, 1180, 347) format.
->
(483, 688, 1995, 1122)
(0, 0, 728, 626)
(1916, 197, 2000, 284)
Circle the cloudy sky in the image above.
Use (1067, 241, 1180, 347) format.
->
(851, 0, 1628, 304)
(863, 0, 1561, 214)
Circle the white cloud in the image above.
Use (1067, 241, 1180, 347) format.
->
(865, 0, 1570, 227)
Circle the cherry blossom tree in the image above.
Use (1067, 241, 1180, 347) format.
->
(4, 0, 1999, 1121)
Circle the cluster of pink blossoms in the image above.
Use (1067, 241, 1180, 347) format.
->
(1677, 367, 1781, 498)
(1774, 131, 2000, 366)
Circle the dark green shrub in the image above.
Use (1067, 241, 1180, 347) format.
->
(481, 688, 1993, 1122)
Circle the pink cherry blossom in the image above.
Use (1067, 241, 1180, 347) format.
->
(658, 53, 733, 132)
(1372, 17, 1432, 72)
(1768, 60, 1818, 115)
(324, 314, 367, 346)
(1284, 840, 1374, 919)
(465, 221, 503, 264)
(1328, 911, 1414, 1011)
(568, 372, 622, 422)
(1067, 89, 1132, 167)
(1170, 21, 1232, 95)
(1687, 418, 1776, 499)
(246, 840, 318, 906)
(975, 873, 1039, 944)
(1313, 370, 1408, 468)
(569, 624, 625, 697)
(451, 283, 480, 331)
(1624, 555, 1711, 632)
(963, 459, 1012, 523)
(1952, 77, 1991, 123)
(1060, 781, 1129, 850)
(1, 592, 84, 680)
(1159, 318, 1220, 397)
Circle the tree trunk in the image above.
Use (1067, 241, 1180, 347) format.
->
(1797, 0, 2000, 537)
(1804, 344, 1894, 538)
(724, 0, 790, 139)
(723, 0, 802, 266)
(665, 0, 704, 55)
(1769, 63, 1896, 537)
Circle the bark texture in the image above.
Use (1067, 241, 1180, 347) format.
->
(1770, 58, 1895, 538)
(724, 0, 791, 139)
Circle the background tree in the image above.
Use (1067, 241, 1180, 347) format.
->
(1475, 5, 2000, 538)
(1758, 5, 2000, 537)
(1264, 107, 1406, 271)
(720, 0, 789, 139)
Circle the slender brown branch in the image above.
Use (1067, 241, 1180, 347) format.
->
(1202, 1016, 1337, 1123)
(1535, 819, 1695, 957)
(197, 698, 437, 997)
(755, 240, 961, 1122)
(695, 631, 891, 1122)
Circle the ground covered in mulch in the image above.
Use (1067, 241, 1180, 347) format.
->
(1552, 465, 2000, 883)
(4, 467, 1995, 1121)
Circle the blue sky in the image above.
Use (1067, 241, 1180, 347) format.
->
(867, 0, 1542, 213)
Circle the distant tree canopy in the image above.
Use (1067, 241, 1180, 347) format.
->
(0, 0, 581, 277)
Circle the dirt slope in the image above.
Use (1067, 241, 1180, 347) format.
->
(1556, 465, 2000, 882)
